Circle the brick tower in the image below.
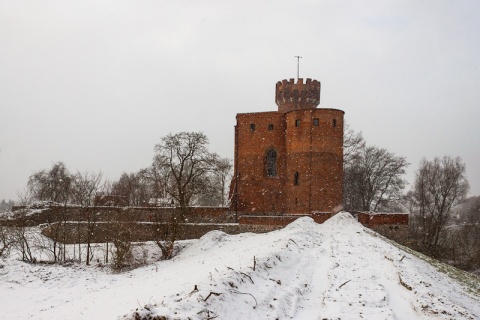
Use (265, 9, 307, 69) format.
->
(230, 78, 344, 216)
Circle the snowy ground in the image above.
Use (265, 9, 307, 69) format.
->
(0, 212, 479, 319)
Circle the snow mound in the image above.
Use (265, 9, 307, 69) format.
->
(283, 216, 316, 231)
(323, 211, 359, 227)
(178, 229, 228, 258)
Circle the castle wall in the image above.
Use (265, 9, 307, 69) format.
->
(284, 108, 344, 213)
(233, 112, 286, 214)
(2, 205, 234, 227)
(231, 78, 345, 216)
(4, 206, 409, 243)
(357, 212, 409, 227)
(238, 212, 332, 226)
(275, 78, 321, 113)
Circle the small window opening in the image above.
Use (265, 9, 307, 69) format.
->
(294, 171, 299, 185)
(268, 124, 274, 130)
(266, 149, 277, 177)
(313, 118, 319, 126)
(250, 123, 255, 131)
(295, 119, 301, 127)
(295, 198, 298, 205)
(332, 119, 337, 127)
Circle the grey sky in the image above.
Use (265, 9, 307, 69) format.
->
(1, 0, 479, 201)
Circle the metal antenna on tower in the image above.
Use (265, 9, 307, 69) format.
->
(295, 56, 302, 80)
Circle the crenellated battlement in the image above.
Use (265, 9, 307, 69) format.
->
(275, 78, 321, 113)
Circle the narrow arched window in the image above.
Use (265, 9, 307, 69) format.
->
(266, 149, 277, 177)
(294, 171, 299, 185)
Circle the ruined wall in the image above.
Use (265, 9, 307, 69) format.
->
(43, 221, 242, 244)
(3, 205, 234, 227)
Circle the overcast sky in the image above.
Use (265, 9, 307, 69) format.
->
(1, 0, 479, 201)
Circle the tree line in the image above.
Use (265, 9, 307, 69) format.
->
(0, 199, 15, 213)
(344, 124, 478, 271)
(3, 132, 232, 266)
(19, 132, 232, 211)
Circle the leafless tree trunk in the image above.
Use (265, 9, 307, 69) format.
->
(410, 156, 469, 256)
(213, 157, 233, 207)
(111, 221, 132, 271)
(153, 132, 217, 238)
(16, 188, 33, 206)
(152, 209, 176, 260)
(343, 144, 408, 212)
(85, 208, 98, 265)
(12, 226, 36, 263)
(343, 123, 365, 165)
(0, 226, 14, 258)
(71, 170, 103, 206)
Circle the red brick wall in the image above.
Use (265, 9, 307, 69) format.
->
(284, 109, 344, 213)
(231, 84, 344, 216)
(4, 205, 233, 226)
(311, 212, 333, 224)
(357, 212, 409, 227)
(238, 212, 332, 226)
(275, 78, 321, 113)
(232, 112, 286, 214)
(238, 215, 303, 226)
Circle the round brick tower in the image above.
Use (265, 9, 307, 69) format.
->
(275, 78, 321, 113)
(277, 78, 344, 214)
(230, 77, 344, 216)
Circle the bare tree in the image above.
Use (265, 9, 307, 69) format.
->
(212, 157, 233, 207)
(343, 145, 408, 212)
(12, 227, 36, 263)
(153, 132, 217, 217)
(343, 123, 366, 165)
(0, 226, 14, 258)
(342, 124, 364, 210)
(111, 172, 150, 206)
(71, 171, 103, 206)
(26, 163, 75, 263)
(410, 156, 469, 256)
(85, 208, 99, 265)
(27, 162, 73, 203)
(16, 188, 33, 206)
(0, 199, 15, 213)
(111, 221, 132, 271)
(151, 209, 178, 260)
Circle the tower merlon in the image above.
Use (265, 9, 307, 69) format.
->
(275, 78, 321, 113)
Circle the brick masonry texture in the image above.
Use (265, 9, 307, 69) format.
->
(230, 78, 344, 215)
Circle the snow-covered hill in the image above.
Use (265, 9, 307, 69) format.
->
(1, 212, 479, 319)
